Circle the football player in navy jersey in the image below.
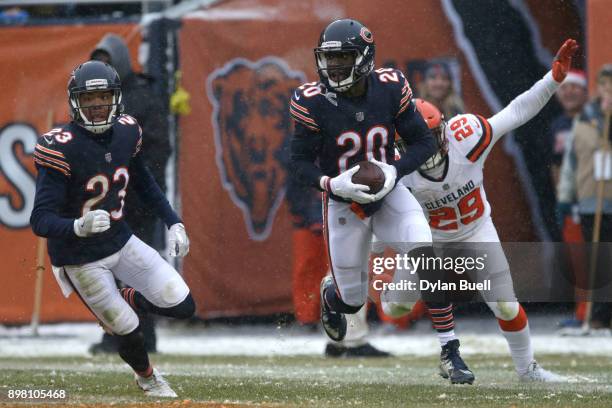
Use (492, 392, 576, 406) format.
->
(30, 61, 194, 398)
(289, 18, 473, 381)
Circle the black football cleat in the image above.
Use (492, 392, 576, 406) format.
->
(439, 339, 475, 384)
(88, 337, 119, 355)
(325, 342, 391, 358)
(345, 343, 391, 358)
(320, 276, 347, 342)
(324, 342, 346, 357)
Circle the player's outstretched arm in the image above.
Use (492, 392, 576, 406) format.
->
(487, 39, 579, 145)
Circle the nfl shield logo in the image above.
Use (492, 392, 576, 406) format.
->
(105, 153, 112, 163)
(443, 183, 450, 190)
(355, 112, 364, 122)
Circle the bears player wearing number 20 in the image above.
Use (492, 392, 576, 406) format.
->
(290, 19, 462, 366)
(30, 61, 195, 398)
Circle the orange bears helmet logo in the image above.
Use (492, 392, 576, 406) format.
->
(207, 57, 305, 240)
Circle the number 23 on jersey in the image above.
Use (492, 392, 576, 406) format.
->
(82, 167, 130, 220)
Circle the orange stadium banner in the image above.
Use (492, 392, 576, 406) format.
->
(587, 0, 612, 93)
(1, 0, 581, 323)
(0, 23, 141, 324)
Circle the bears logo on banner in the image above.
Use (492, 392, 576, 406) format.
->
(207, 57, 305, 241)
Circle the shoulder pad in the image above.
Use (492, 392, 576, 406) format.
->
(373, 68, 413, 115)
(34, 127, 72, 177)
(445, 114, 493, 162)
(116, 114, 140, 127)
(117, 114, 143, 136)
(115, 114, 143, 156)
(38, 126, 74, 148)
(373, 67, 407, 86)
(290, 82, 323, 132)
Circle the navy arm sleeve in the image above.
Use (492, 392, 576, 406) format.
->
(289, 122, 325, 190)
(394, 104, 436, 177)
(30, 168, 76, 239)
(129, 154, 181, 227)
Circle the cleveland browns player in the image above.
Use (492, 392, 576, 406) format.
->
(379, 39, 579, 382)
(30, 61, 195, 397)
(289, 18, 471, 374)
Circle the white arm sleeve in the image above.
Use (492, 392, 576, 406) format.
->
(487, 71, 560, 146)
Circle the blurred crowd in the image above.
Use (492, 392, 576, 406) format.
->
(555, 65, 612, 329)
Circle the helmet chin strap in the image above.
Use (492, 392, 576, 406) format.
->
(319, 50, 366, 92)
(78, 106, 116, 134)
(327, 67, 357, 92)
(72, 94, 118, 134)
(420, 154, 447, 178)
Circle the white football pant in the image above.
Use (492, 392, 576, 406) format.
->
(52, 235, 190, 335)
(325, 184, 432, 307)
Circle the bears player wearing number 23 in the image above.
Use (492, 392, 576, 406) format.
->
(30, 61, 195, 398)
(290, 19, 463, 372)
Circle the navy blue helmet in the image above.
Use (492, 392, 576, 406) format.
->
(67, 60, 123, 134)
(314, 19, 376, 92)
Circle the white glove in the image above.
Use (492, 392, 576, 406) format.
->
(169, 223, 190, 257)
(74, 209, 111, 237)
(370, 159, 397, 202)
(327, 165, 374, 204)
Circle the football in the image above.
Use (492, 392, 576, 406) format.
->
(351, 161, 385, 194)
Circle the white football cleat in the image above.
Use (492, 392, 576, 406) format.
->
(519, 361, 567, 382)
(135, 368, 178, 397)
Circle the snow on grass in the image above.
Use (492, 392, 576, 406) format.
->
(3, 323, 612, 358)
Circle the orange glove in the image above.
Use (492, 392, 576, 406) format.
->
(552, 39, 579, 82)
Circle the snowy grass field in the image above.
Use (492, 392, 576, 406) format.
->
(1, 320, 612, 407)
(2, 354, 612, 407)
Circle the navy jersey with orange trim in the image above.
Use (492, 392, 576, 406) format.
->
(289, 68, 435, 197)
(30, 115, 180, 266)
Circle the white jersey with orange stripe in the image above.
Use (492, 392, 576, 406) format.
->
(402, 70, 561, 241)
(402, 126, 493, 241)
